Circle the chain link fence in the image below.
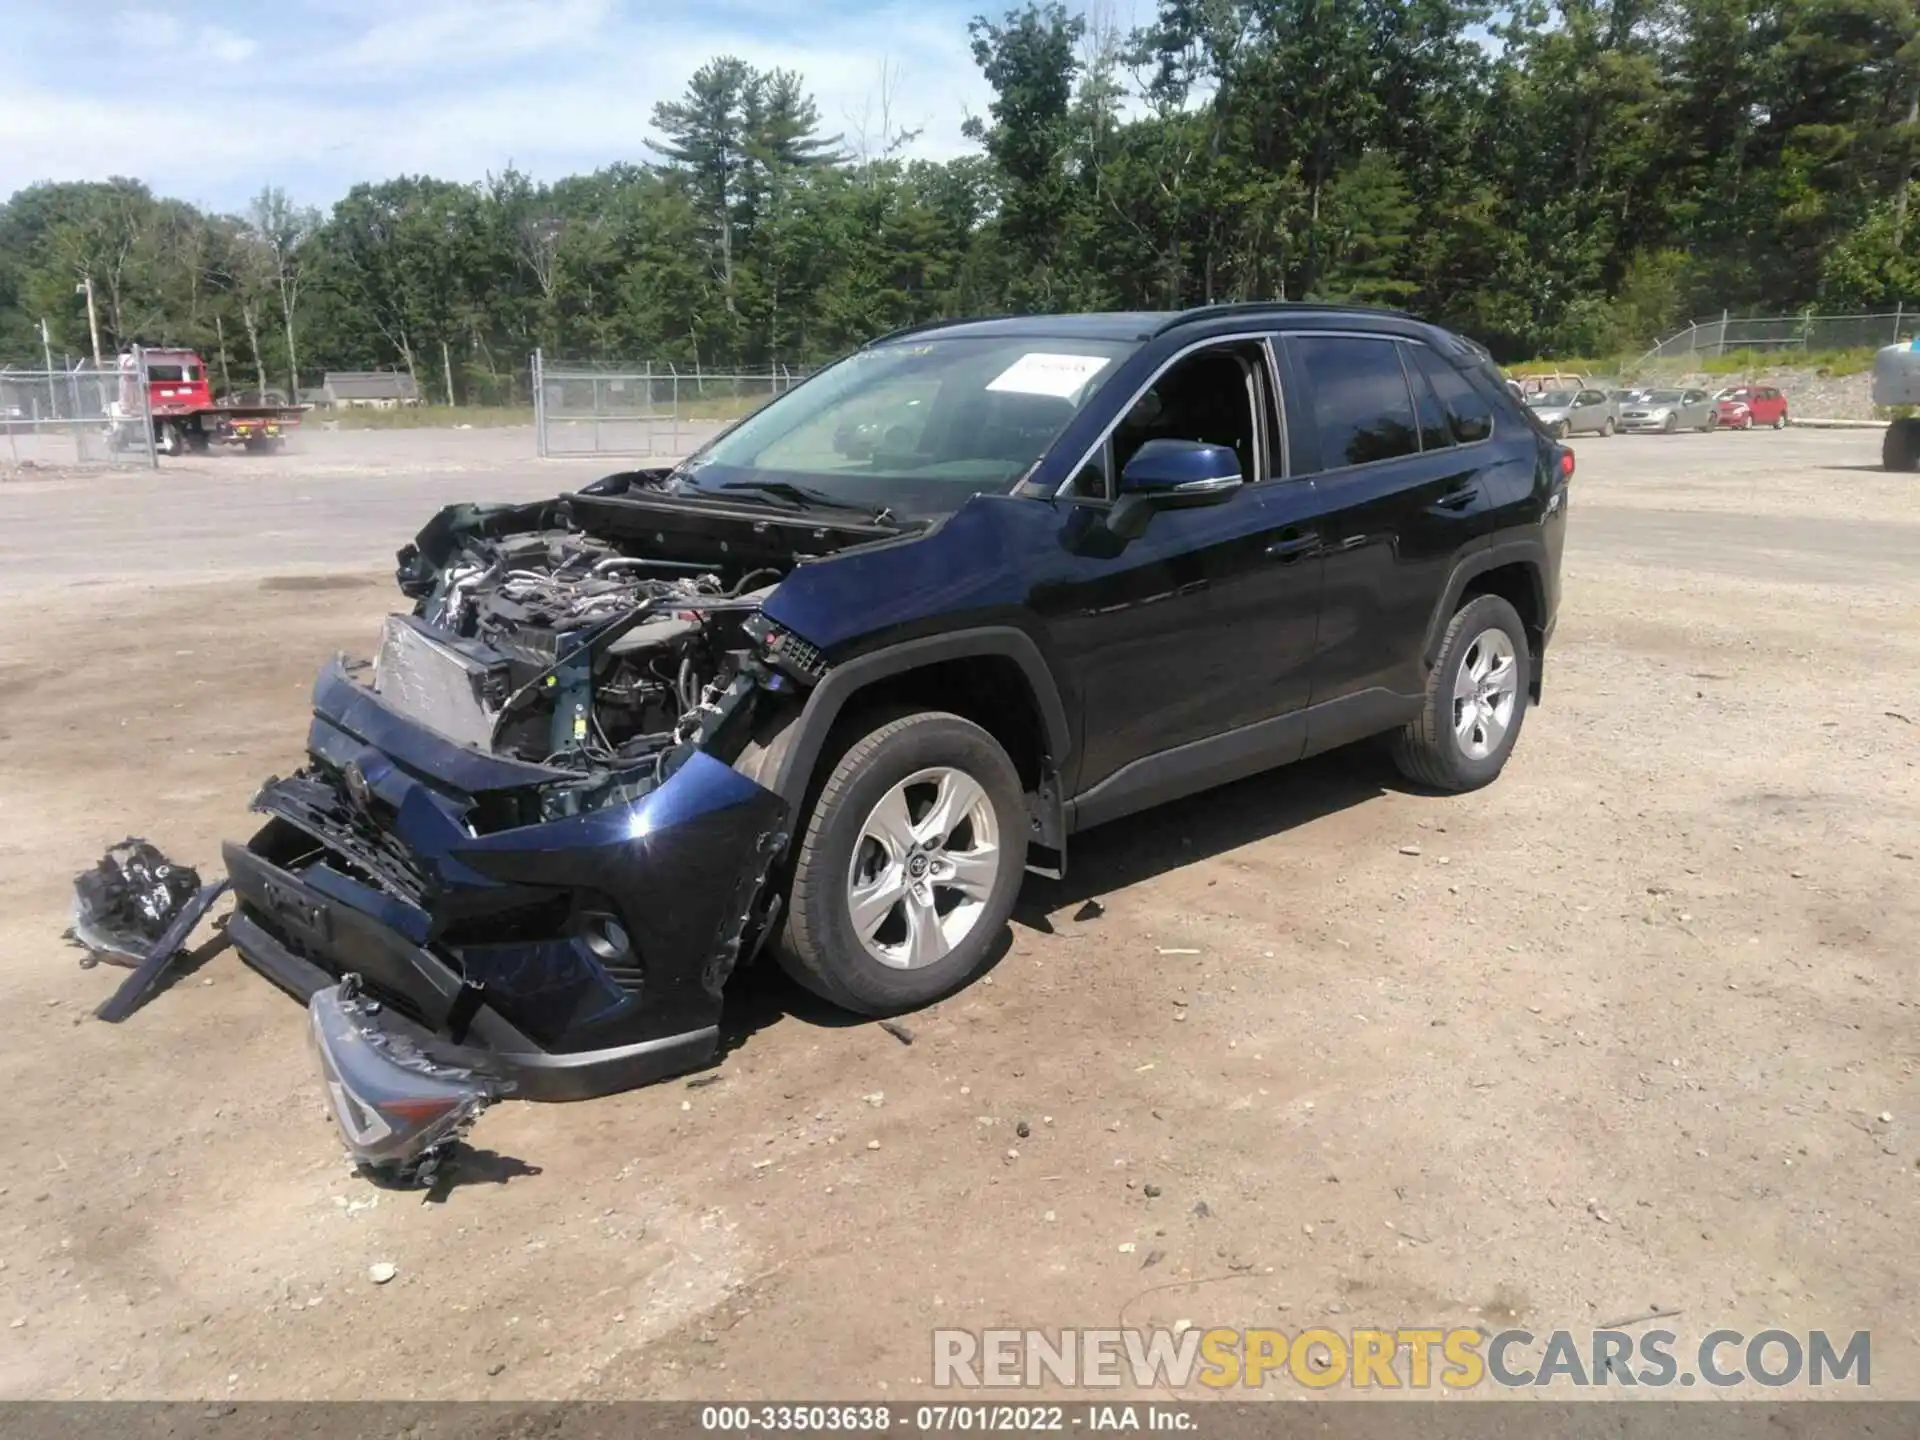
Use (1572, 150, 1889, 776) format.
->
(532, 352, 807, 460)
(0, 355, 158, 471)
(1640, 309, 1920, 363)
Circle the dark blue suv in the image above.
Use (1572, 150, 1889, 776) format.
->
(221, 304, 1568, 1175)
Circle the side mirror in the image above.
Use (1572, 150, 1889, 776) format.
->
(1108, 439, 1243, 540)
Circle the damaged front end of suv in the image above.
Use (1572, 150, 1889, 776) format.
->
(221, 470, 907, 1179)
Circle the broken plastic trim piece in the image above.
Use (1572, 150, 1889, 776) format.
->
(308, 977, 505, 1185)
(94, 878, 233, 1024)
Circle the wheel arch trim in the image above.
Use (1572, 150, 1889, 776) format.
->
(764, 627, 1073, 814)
(1422, 539, 1549, 672)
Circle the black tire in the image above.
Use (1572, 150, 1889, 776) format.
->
(1772, 413, 1787, 431)
(1552, 419, 1571, 439)
(1600, 417, 1615, 437)
(1389, 595, 1532, 793)
(1885, 417, 1920, 472)
(778, 710, 1028, 1014)
(1701, 412, 1717, 432)
(1662, 413, 1678, 434)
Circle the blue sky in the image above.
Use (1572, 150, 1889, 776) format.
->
(0, 0, 1132, 215)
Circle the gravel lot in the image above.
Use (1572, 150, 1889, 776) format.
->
(0, 426, 1915, 1401)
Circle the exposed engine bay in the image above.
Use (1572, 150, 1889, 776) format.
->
(390, 527, 778, 767)
(374, 472, 902, 818)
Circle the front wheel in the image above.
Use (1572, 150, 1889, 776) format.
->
(1552, 419, 1571, 439)
(1600, 417, 1615, 437)
(1773, 413, 1787, 431)
(1662, 414, 1678, 434)
(1885, 417, 1920, 472)
(1702, 412, 1718, 432)
(1390, 595, 1531, 793)
(779, 710, 1028, 1014)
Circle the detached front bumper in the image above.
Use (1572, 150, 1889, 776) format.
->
(223, 658, 789, 1102)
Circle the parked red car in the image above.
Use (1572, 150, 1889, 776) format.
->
(1713, 385, 1789, 430)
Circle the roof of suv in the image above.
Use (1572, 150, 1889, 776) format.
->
(867, 302, 1426, 347)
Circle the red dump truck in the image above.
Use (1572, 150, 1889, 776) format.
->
(110, 349, 308, 455)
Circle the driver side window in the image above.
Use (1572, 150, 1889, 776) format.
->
(1066, 341, 1274, 500)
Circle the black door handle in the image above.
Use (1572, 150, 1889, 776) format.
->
(1434, 485, 1478, 512)
(1265, 533, 1320, 562)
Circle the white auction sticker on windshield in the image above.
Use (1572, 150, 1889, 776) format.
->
(986, 352, 1112, 399)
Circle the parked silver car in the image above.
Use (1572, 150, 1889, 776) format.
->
(1620, 387, 1717, 433)
(1524, 386, 1617, 438)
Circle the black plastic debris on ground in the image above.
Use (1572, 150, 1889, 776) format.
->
(70, 838, 202, 967)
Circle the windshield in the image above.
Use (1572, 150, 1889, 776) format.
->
(1646, 390, 1685, 404)
(670, 336, 1135, 518)
(1528, 391, 1574, 407)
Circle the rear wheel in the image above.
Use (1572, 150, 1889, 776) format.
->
(1600, 417, 1615, 437)
(1390, 595, 1531, 793)
(1701, 412, 1718, 432)
(779, 710, 1028, 1014)
(1772, 412, 1787, 431)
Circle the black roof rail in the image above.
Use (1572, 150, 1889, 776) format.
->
(1153, 301, 1416, 335)
(862, 315, 1008, 348)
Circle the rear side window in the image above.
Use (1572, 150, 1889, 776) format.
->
(1292, 336, 1419, 468)
(1400, 345, 1452, 451)
(1412, 346, 1494, 443)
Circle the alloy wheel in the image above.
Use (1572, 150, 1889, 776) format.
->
(846, 767, 1002, 970)
(1451, 628, 1519, 762)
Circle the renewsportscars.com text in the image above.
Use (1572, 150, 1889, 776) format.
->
(932, 1327, 1871, 1390)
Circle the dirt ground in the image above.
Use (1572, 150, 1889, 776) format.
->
(0, 426, 1915, 1402)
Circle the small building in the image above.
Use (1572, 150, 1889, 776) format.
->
(323, 371, 422, 409)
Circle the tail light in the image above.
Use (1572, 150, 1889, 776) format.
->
(1558, 448, 1575, 479)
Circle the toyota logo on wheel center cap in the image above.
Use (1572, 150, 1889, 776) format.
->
(908, 853, 930, 878)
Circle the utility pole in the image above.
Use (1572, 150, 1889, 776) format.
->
(214, 314, 233, 395)
(76, 277, 103, 369)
